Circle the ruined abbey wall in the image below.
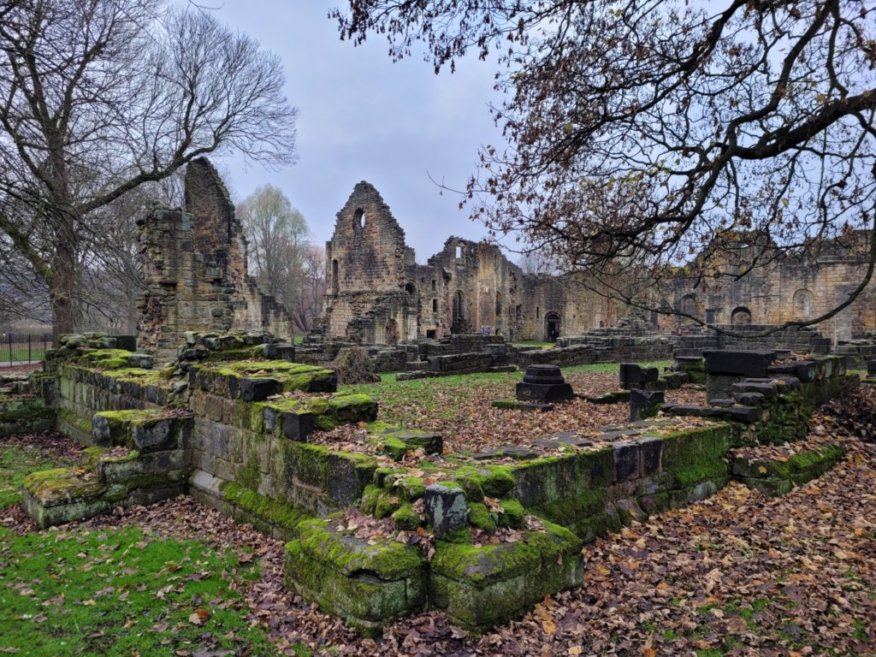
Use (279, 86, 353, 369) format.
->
(323, 183, 640, 344)
(322, 182, 876, 346)
(656, 244, 876, 343)
(137, 159, 292, 361)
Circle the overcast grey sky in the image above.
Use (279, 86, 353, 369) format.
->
(209, 2, 506, 263)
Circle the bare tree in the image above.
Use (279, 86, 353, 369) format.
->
(333, 1, 876, 330)
(0, 0, 297, 338)
(294, 245, 327, 334)
(237, 185, 326, 334)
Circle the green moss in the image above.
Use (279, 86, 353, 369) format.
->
(293, 518, 424, 580)
(442, 527, 473, 544)
(467, 502, 497, 531)
(0, 399, 51, 424)
(360, 485, 382, 515)
(392, 477, 426, 501)
(391, 503, 421, 531)
(380, 435, 409, 461)
(236, 453, 262, 491)
(529, 486, 613, 540)
(58, 408, 92, 437)
(453, 465, 515, 499)
(497, 498, 524, 529)
(220, 481, 309, 532)
(671, 460, 729, 487)
(431, 520, 580, 585)
(92, 408, 170, 424)
(374, 492, 401, 519)
(787, 445, 844, 472)
(23, 467, 105, 505)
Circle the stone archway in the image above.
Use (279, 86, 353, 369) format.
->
(731, 306, 753, 325)
(451, 290, 465, 334)
(545, 312, 561, 342)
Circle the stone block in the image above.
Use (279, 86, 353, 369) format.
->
(132, 419, 175, 452)
(515, 381, 573, 403)
(127, 353, 154, 369)
(629, 389, 664, 421)
(284, 519, 427, 634)
(430, 523, 583, 631)
(239, 378, 281, 402)
(639, 437, 663, 477)
(704, 350, 775, 377)
(281, 410, 315, 441)
(619, 363, 659, 389)
(613, 441, 640, 482)
(424, 485, 468, 539)
(730, 381, 778, 398)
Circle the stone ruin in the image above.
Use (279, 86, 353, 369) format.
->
(320, 181, 876, 348)
(6, 334, 863, 633)
(2, 161, 876, 636)
(137, 158, 292, 362)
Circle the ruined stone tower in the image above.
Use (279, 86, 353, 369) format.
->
(136, 158, 291, 360)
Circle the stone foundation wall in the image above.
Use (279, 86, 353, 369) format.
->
(25, 345, 860, 634)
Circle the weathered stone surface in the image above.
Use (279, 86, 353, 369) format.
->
(424, 485, 468, 538)
(239, 378, 281, 402)
(137, 159, 292, 361)
(619, 363, 659, 389)
(613, 442, 640, 482)
(515, 365, 574, 403)
(285, 519, 427, 634)
(132, 420, 175, 452)
(639, 437, 663, 477)
(281, 410, 315, 441)
(430, 523, 583, 631)
(629, 389, 664, 421)
(705, 350, 776, 377)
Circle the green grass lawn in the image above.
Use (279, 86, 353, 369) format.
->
(0, 444, 71, 508)
(0, 344, 48, 363)
(510, 340, 554, 349)
(0, 443, 282, 657)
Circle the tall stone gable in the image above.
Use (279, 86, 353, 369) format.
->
(137, 158, 291, 360)
(323, 182, 420, 344)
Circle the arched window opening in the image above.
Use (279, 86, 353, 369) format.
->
(731, 306, 752, 325)
(792, 289, 814, 318)
(385, 320, 398, 345)
(680, 294, 701, 323)
(353, 208, 366, 230)
(331, 259, 339, 295)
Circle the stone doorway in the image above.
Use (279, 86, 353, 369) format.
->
(544, 312, 560, 342)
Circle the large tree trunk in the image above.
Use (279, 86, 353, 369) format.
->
(49, 230, 78, 340)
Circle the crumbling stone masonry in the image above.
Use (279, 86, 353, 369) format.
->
(17, 335, 859, 634)
(137, 159, 292, 362)
(323, 183, 876, 345)
(323, 182, 625, 345)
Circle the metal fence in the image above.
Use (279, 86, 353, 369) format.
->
(0, 333, 53, 364)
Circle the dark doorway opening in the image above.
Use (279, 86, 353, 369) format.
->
(545, 312, 560, 342)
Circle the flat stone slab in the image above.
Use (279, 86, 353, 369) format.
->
(704, 350, 776, 377)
